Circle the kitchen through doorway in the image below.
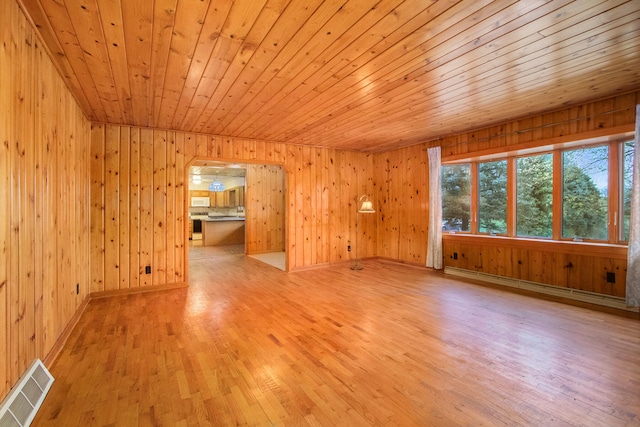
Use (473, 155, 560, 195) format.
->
(188, 162, 246, 257)
(187, 161, 287, 271)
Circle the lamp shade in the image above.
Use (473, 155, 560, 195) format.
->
(358, 198, 375, 213)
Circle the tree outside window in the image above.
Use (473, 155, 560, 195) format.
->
(442, 164, 470, 232)
(478, 160, 507, 234)
(516, 154, 553, 238)
(562, 146, 608, 240)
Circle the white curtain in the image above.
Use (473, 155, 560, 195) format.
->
(426, 146, 443, 269)
(626, 104, 640, 308)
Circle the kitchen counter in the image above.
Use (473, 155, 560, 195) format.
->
(202, 218, 245, 246)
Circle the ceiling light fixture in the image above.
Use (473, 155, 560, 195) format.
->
(209, 178, 225, 192)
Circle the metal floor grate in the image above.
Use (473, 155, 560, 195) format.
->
(0, 359, 54, 427)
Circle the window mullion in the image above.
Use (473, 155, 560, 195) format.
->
(507, 158, 515, 237)
(609, 141, 620, 243)
(552, 150, 562, 240)
(471, 162, 478, 234)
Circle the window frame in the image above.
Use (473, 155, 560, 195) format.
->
(442, 136, 633, 245)
(477, 159, 508, 236)
(515, 151, 555, 240)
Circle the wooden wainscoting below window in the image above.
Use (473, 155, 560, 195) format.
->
(444, 234, 628, 298)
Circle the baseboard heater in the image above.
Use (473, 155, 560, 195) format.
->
(444, 267, 633, 311)
(0, 359, 54, 427)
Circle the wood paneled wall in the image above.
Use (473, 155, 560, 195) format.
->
(375, 146, 429, 263)
(376, 91, 639, 298)
(245, 164, 285, 255)
(1, 0, 91, 399)
(90, 125, 377, 291)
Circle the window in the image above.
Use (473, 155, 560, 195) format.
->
(478, 160, 507, 234)
(562, 146, 608, 240)
(516, 154, 553, 238)
(442, 164, 470, 232)
(441, 137, 634, 244)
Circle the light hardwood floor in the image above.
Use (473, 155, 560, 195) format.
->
(34, 254, 640, 426)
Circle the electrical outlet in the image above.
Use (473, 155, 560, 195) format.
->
(606, 272, 615, 283)
(145, 265, 151, 274)
(76, 283, 79, 295)
(347, 245, 351, 252)
(453, 252, 458, 260)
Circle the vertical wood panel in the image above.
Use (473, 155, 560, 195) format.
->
(139, 128, 154, 286)
(319, 148, 329, 263)
(0, 0, 12, 397)
(104, 126, 120, 290)
(119, 127, 130, 289)
(14, 6, 36, 377)
(175, 132, 185, 282)
(302, 146, 312, 265)
(166, 131, 176, 283)
(33, 38, 48, 358)
(337, 150, 350, 262)
(57, 81, 71, 326)
(129, 127, 140, 288)
(153, 130, 167, 285)
(90, 125, 105, 292)
(294, 146, 305, 267)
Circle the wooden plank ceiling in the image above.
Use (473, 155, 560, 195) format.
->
(19, 0, 640, 152)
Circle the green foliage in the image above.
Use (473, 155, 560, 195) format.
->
(516, 154, 553, 237)
(479, 160, 507, 234)
(442, 164, 470, 231)
(562, 165, 607, 239)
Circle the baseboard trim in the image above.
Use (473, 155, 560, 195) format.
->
(90, 282, 188, 299)
(444, 267, 634, 312)
(43, 296, 90, 368)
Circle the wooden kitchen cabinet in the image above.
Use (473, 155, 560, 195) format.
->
(205, 187, 245, 208)
(236, 186, 245, 206)
(215, 191, 226, 207)
(228, 188, 237, 207)
(188, 220, 193, 240)
(208, 191, 226, 207)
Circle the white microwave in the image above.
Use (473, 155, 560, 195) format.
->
(191, 197, 210, 207)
